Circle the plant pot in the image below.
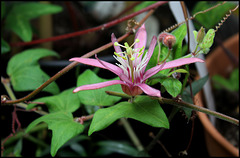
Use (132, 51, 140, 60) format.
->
(194, 33, 239, 157)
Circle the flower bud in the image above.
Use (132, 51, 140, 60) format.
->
(196, 26, 205, 43)
(158, 32, 176, 49)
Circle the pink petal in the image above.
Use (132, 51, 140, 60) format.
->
(137, 83, 161, 97)
(73, 80, 127, 93)
(144, 57, 204, 80)
(111, 33, 123, 54)
(142, 36, 157, 71)
(69, 57, 122, 76)
(134, 23, 147, 53)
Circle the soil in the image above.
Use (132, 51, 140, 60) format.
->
(213, 88, 239, 148)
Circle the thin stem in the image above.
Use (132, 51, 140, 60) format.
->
(149, 132, 172, 157)
(1, 77, 48, 115)
(120, 97, 144, 151)
(105, 91, 131, 99)
(10, 1, 168, 47)
(180, 65, 189, 95)
(146, 107, 178, 152)
(2, 123, 48, 147)
(158, 97, 239, 126)
(120, 118, 144, 151)
(158, 48, 171, 65)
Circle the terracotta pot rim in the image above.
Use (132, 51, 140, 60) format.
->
(195, 93, 239, 156)
(195, 33, 239, 157)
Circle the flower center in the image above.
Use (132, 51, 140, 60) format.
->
(113, 39, 147, 84)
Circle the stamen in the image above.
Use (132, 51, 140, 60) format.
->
(130, 38, 140, 48)
(114, 42, 126, 49)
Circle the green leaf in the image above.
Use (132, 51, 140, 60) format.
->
(181, 75, 208, 119)
(27, 88, 81, 113)
(76, 69, 122, 106)
(167, 68, 189, 77)
(7, 48, 60, 94)
(192, 1, 236, 29)
(162, 77, 182, 97)
(5, 2, 62, 41)
(134, 1, 156, 12)
(88, 96, 169, 135)
(171, 24, 187, 59)
(212, 68, 239, 92)
(6, 17, 32, 42)
(1, 38, 10, 54)
(1, 1, 5, 19)
(13, 139, 23, 156)
(95, 141, 148, 156)
(10, 65, 59, 94)
(25, 111, 84, 157)
(199, 29, 215, 49)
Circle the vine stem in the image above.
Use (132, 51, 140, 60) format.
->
(10, 1, 168, 47)
(157, 97, 239, 126)
(105, 91, 239, 126)
(120, 118, 144, 151)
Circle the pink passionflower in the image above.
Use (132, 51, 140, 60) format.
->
(69, 24, 204, 97)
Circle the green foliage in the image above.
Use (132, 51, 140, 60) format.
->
(1, 38, 10, 54)
(88, 96, 169, 135)
(25, 112, 84, 157)
(212, 68, 239, 92)
(76, 69, 122, 106)
(5, 2, 62, 42)
(171, 24, 187, 59)
(198, 29, 215, 49)
(27, 88, 81, 113)
(7, 48, 60, 94)
(134, 1, 156, 12)
(192, 1, 236, 29)
(181, 75, 209, 119)
(95, 141, 149, 156)
(162, 77, 182, 97)
(1, 1, 5, 19)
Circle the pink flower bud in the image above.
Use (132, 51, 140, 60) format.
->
(158, 32, 176, 49)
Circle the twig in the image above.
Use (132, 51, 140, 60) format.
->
(149, 132, 172, 157)
(10, 1, 168, 47)
(145, 107, 178, 152)
(120, 118, 144, 151)
(158, 97, 239, 126)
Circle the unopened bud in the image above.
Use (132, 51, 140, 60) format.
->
(196, 26, 205, 43)
(158, 32, 176, 49)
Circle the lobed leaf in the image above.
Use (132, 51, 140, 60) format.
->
(5, 2, 62, 41)
(25, 111, 84, 157)
(7, 48, 60, 94)
(88, 96, 169, 135)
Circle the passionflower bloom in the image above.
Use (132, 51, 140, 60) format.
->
(69, 24, 204, 97)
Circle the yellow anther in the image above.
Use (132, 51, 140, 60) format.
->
(114, 42, 119, 46)
(135, 38, 140, 43)
(114, 52, 122, 57)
